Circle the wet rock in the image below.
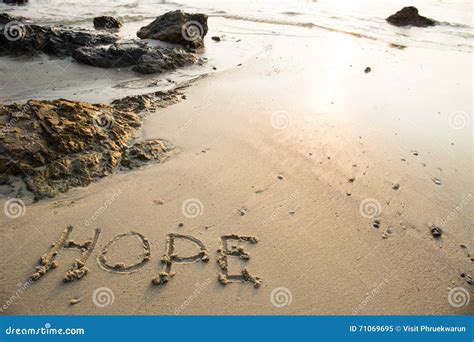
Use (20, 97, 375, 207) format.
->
(72, 41, 148, 68)
(137, 10, 208, 50)
(73, 41, 200, 74)
(0, 91, 182, 199)
(132, 47, 200, 74)
(386, 7, 436, 27)
(93, 16, 122, 30)
(0, 14, 204, 74)
(2, 0, 28, 4)
(0, 13, 117, 57)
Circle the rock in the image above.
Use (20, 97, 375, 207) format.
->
(364, 67, 371, 73)
(430, 226, 443, 239)
(137, 10, 208, 50)
(72, 41, 200, 74)
(0, 13, 204, 74)
(69, 298, 80, 305)
(72, 41, 148, 68)
(132, 47, 199, 74)
(386, 7, 436, 27)
(0, 13, 117, 57)
(2, 0, 28, 4)
(211, 36, 221, 42)
(93, 16, 122, 30)
(0, 90, 183, 199)
(392, 183, 400, 190)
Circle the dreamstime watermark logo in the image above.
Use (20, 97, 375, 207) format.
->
(448, 287, 470, 308)
(270, 287, 292, 308)
(181, 198, 204, 218)
(262, 190, 298, 227)
(3, 21, 26, 41)
(448, 110, 470, 130)
(93, 113, 115, 130)
(92, 287, 114, 307)
(3, 198, 26, 219)
(181, 21, 204, 42)
(438, 193, 472, 228)
(359, 198, 381, 219)
(352, 279, 389, 315)
(174, 278, 212, 314)
(84, 188, 122, 227)
(271, 110, 291, 131)
(0, 279, 34, 313)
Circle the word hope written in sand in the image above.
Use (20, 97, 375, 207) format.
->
(28, 226, 262, 288)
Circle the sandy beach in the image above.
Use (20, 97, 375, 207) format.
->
(0, 0, 473, 316)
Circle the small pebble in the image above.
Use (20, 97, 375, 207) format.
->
(430, 226, 443, 239)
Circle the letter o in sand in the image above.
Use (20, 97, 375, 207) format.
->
(98, 232, 151, 273)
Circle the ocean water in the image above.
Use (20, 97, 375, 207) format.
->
(0, 0, 472, 103)
(1, 0, 472, 51)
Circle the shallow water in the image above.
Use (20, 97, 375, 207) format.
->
(2, 0, 472, 51)
(0, 0, 472, 103)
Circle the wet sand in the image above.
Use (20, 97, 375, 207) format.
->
(0, 20, 473, 315)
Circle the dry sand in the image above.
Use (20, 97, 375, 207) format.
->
(0, 22, 473, 315)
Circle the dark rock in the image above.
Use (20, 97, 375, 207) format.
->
(73, 41, 150, 68)
(0, 13, 117, 57)
(430, 226, 443, 239)
(2, 0, 28, 5)
(211, 36, 221, 42)
(93, 16, 122, 30)
(364, 67, 371, 73)
(386, 7, 436, 27)
(132, 47, 199, 74)
(0, 14, 204, 74)
(137, 10, 208, 50)
(73, 41, 200, 74)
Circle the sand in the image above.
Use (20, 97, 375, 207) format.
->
(0, 20, 473, 315)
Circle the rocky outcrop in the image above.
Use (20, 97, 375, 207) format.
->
(0, 13, 204, 74)
(93, 16, 122, 30)
(0, 90, 184, 199)
(386, 6, 436, 27)
(0, 13, 117, 57)
(137, 10, 208, 50)
(73, 41, 201, 74)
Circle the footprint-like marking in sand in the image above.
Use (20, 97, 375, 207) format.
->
(98, 232, 151, 273)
